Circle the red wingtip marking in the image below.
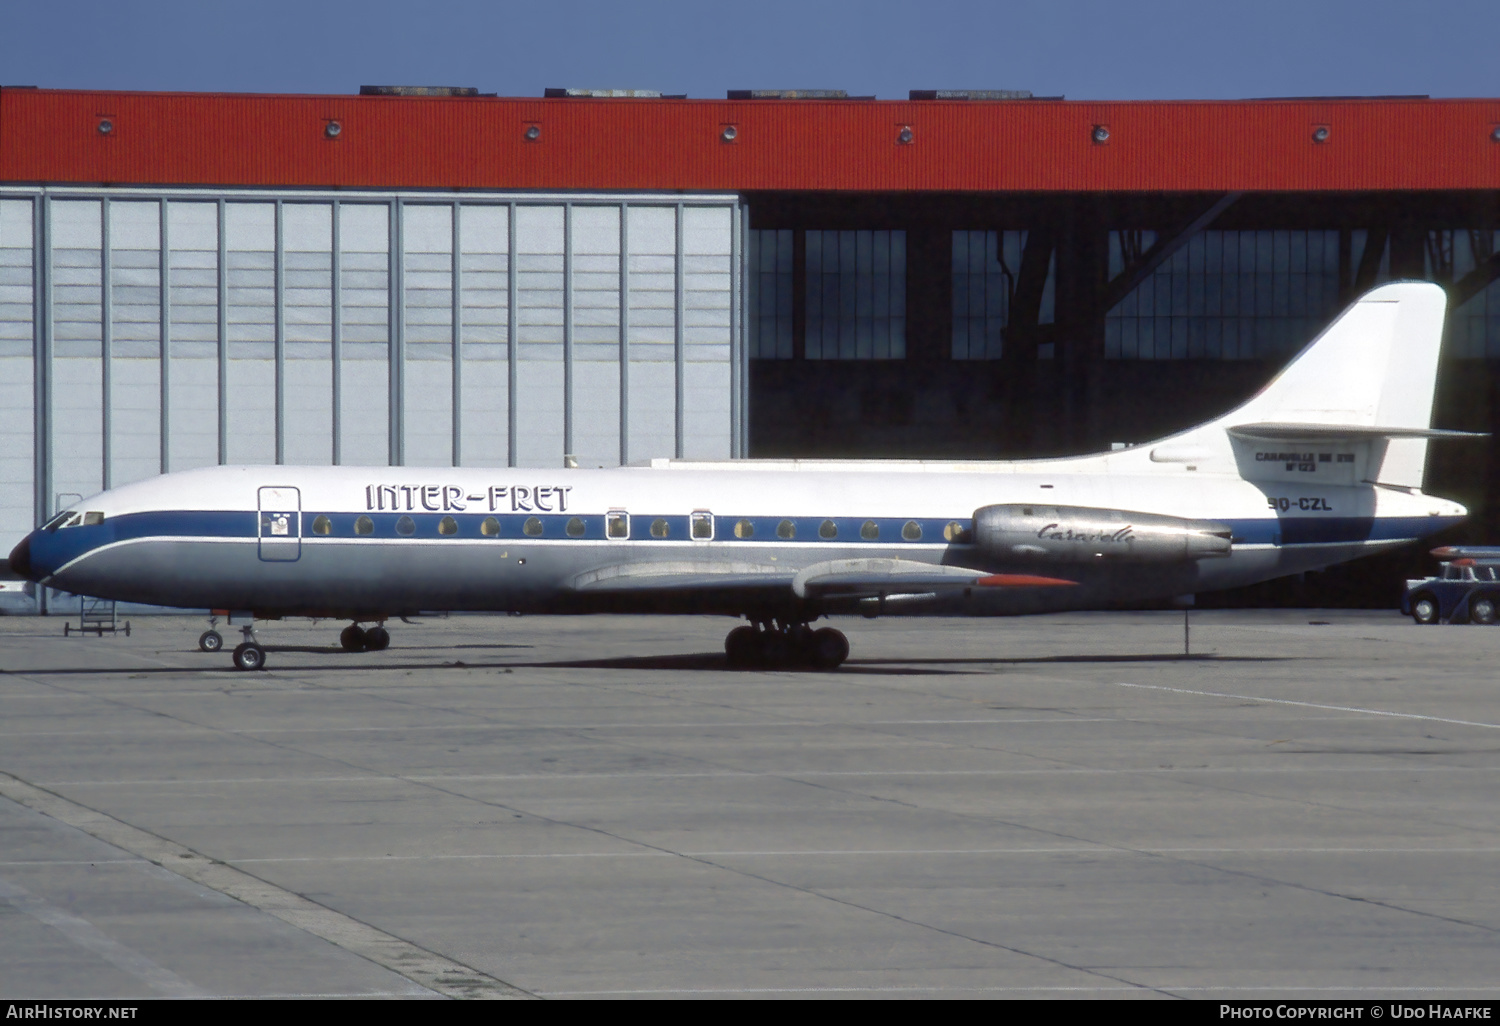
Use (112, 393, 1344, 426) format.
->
(1430, 547, 1458, 558)
(975, 574, 1078, 588)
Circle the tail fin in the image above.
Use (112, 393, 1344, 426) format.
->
(1212, 281, 1455, 489)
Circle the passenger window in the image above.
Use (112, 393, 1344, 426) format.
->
(902, 521, 922, 541)
(734, 519, 754, 539)
(651, 518, 670, 538)
(819, 520, 837, 539)
(524, 517, 543, 537)
(606, 511, 629, 539)
(691, 511, 713, 540)
(396, 515, 415, 536)
(861, 520, 879, 541)
(439, 516, 458, 536)
(777, 519, 796, 539)
(312, 515, 332, 536)
(481, 517, 501, 537)
(943, 521, 969, 543)
(83, 512, 105, 526)
(566, 517, 586, 538)
(355, 515, 374, 535)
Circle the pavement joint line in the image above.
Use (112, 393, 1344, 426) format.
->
(1113, 681, 1500, 730)
(221, 846, 1500, 864)
(0, 871, 210, 997)
(0, 771, 534, 1001)
(34, 764, 1500, 787)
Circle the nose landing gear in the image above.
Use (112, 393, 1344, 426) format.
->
(725, 620, 848, 670)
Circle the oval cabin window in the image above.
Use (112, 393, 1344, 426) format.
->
(524, 517, 543, 537)
(861, 520, 879, 541)
(734, 519, 754, 539)
(481, 517, 500, 537)
(819, 519, 837, 539)
(777, 519, 796, 539)
(566, 517, 586, 538)
(902, 521, 922, 541)
(312, 515, 332, 536)
(651, 518, 670, 538)
(396, 515, 416, 536)
(355, 515, 373, 535)
(439, 516, 458, 536)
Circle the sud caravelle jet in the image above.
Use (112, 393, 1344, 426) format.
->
(8, 282, 1474, 671)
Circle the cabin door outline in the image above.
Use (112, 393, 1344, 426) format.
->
(257, 486, 302, 562)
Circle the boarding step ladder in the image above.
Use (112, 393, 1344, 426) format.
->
(63, 595, 130, 637)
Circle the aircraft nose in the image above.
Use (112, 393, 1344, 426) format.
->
(8, 534, 34, 582)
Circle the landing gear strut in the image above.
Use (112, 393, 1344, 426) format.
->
(338, 622, 390, 652)
(725, 620, 848, 670)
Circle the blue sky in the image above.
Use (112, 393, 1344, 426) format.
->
(3, 0, 1496, 100)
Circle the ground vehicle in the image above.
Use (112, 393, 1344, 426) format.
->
(1403, 548, 1500, 624)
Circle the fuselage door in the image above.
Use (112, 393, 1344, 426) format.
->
(258, 486, 302, 562)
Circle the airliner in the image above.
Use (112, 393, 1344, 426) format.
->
(8, 282, 1473, 671)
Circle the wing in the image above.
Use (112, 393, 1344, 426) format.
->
(791, 558, 1075, 599)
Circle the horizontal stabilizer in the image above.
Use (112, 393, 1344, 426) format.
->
(1229, 423, 1485, 441)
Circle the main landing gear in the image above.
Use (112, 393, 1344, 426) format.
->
(725, 620, 849, 670)
(232, 625, 267, 671)
(339, 623, 390, 653)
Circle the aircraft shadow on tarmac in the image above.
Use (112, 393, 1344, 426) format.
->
(5, 649, 1286, 677)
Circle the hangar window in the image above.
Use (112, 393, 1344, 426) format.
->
(524, 517, 543, 537)
(650, 518, 670, 538)
(952, 231, 1055, 360)
(1105, 230, 1346, 360)
(355, 515, 374, 535)
(806, 230, 906, 359)
(312, 515, 332, 535)
(734, 519, 754, 539)
(566, 517, 586, 537)
(902, 520, 922, 541)
(860, 520, 879, 541)
(691, 511, 714, 539)
(439, 516, 458, 535)
(396, 515, 415, 536)
(748, 230, 794, 359)
(606, 511, 629, 538)
(777, 519, 796, 539)
(1434, 229, 1500, 358)
(481, 517, 501, 536)
(819, 519, 837, 539)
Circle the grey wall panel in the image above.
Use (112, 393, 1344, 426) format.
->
(570, 205, 622, 467)
(625, 206, 678, 461)
(165, 202, 220, 471)
(457, 204, 509, 467)
(223, 202, 276, 465)
(106, 201, 162, 488)
(401, 204, 454, 466)
(514, 205, 565, 468)
(282, 203, 333, 465)
(0, 199, 34, 541)
(337, 204, 390, 466)
(626, 359, 675, 462)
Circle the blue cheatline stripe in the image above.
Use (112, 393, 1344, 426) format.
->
(34, 510, 1465, 570)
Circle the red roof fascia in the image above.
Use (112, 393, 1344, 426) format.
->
(3, 89, 1499, 192)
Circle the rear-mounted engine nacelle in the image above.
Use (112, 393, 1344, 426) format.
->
(973, 504, 1232, 562)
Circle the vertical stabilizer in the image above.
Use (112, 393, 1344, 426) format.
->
(1214, 281, 1450, 488)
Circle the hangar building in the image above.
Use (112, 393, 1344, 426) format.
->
(2, 86, 1498, 610)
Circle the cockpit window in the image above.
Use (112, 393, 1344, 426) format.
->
(44, 511, 81, 532)
(83, 512, 105, 526)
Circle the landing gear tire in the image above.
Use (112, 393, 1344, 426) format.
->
(340, 625, 367, 652)
(1472, 596, 1496, 625)
(1411, 594, 1440, 626)
(199, 630, 223, 653)
(725, 625, 759, 667)
(807, 627, 849, 669)
(364, 626, 391, 651)
(233, 642, 267, 671)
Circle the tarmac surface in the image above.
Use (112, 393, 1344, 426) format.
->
(0, 609, 1498, 999)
